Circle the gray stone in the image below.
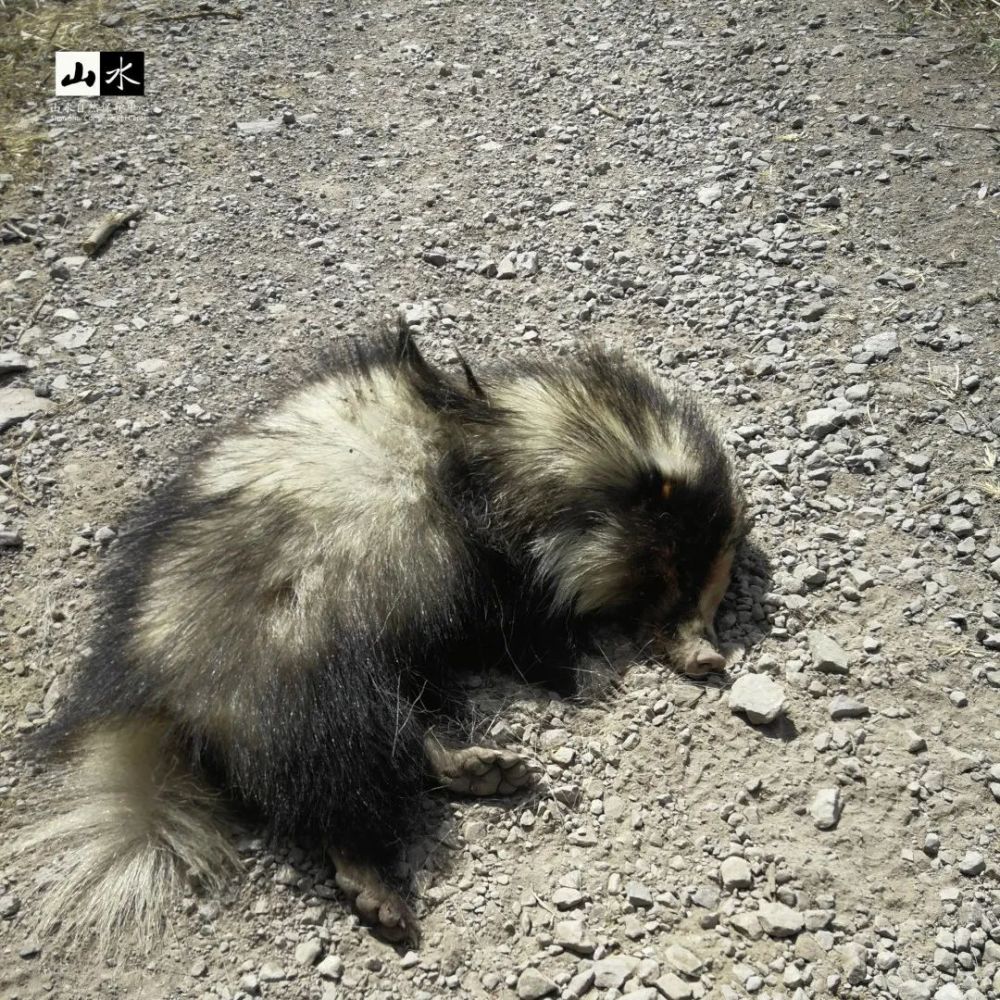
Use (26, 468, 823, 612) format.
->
(898, 981, 933, 1000)
(664, 943, 704, 977)
(565, 970, 595, 999)
(803, 407, 841, 440)
(958, 850, 985, 876)
(862, 330, 900, 358)
(696, 184, 721, 207)
(294, 939, 323, 966)
(316, 955, 343, 980)
(258, 963, 286, 982)
(0, 351, 31, 374)
(496, 254, 517, 279)
(655, 973, 693, 1000)
(0, 388, 54, 432)
(801, 300, 829, 322)
(593, 955, 640, 989)
(903, 453, 931, 472)
(829, 695, 869, 720)
(235, 119, 280, 134)
(52, 325, 94, 349)
(553, 919, 594, 955)
(720, 856, 753, 891)
(626, 881, 654, 908)
(809, 632, 850, 674)
(516, 967, 557, 1000)
(758, 900, 804, 938)
(932, 985, 963, 1000)
(841, 942, 868, 985)
(728, 674, 786, 724)
(552, 886, 585, 910)
(550, 200, 576, 215)
(810, 787, 842, 830)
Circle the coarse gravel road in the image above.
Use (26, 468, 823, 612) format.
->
(1, 1, 999, 999)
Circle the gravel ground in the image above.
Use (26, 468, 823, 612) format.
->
(2, 1, 999, 999)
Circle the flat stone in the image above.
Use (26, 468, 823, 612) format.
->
(809, 632, 850, 674)
(552, 887, 585, 910)
(655, 972, 693, 999)
(52, 324, 93, 349)
(235, 118, 280, 134)
(829, 695, 869, 720)
(0, 351, 32, 374)
(0, 388, 54, 432)
(802, 407, 841, 440)
(758, 900, 804, 938)
(549, 200, 576, 216)
(861, 330, 900, 358)
(898, 981, 933, 1000)
(553, 919, 595, 955)
(593, 955, 640, 990)
(258, 963, 286, 982)
(730, 911, 763, 939)
(664, 943, 704, 977)
(728, 674, 786, 724)
(810, 787, 842, 830)
(696, 184, 721, 207)
(720, 856, 753, 890)
(801, 300, 829, 322)
(903, 453, 931, 472)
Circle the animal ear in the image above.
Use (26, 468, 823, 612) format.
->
(454, 348, 486, 399)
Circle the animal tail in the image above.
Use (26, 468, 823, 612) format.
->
(7, 718, 238, 956)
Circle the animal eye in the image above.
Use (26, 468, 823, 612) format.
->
(660, 479, 673, 501)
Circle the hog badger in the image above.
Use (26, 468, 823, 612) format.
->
(15, 323, 745, 950)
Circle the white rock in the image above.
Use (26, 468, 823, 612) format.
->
(758, 900, 804, 938)
(809, 631, 850, 674)
(729, 674, 786, 724)
(720, 855, 753, 890)
(810, 787, 842, 830)
(516, 967, 557, 1000)
(696, 184, 721, 207)
(664, 943, 704, 976)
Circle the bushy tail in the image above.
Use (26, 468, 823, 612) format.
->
(8, 719, 238, 957)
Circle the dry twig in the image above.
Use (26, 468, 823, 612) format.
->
(82, 206, 143, 257)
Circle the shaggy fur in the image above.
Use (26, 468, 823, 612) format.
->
(12, 322, 745, 952)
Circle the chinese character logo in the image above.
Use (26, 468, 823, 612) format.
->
(55, 51, 145, 97)
(55, 51, 100, 96)
(99, 51, 144, 96)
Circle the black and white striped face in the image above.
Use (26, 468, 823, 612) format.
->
(480, 346, 745, 673)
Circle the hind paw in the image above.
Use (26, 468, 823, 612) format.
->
(330, 849, 419, 945)
(431, 744, 536, 797)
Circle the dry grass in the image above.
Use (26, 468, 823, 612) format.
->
(0, 0, 123, 185)
(896, 0, 1000, 71)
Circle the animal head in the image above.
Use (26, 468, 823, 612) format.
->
(477, 345, 746, 676)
